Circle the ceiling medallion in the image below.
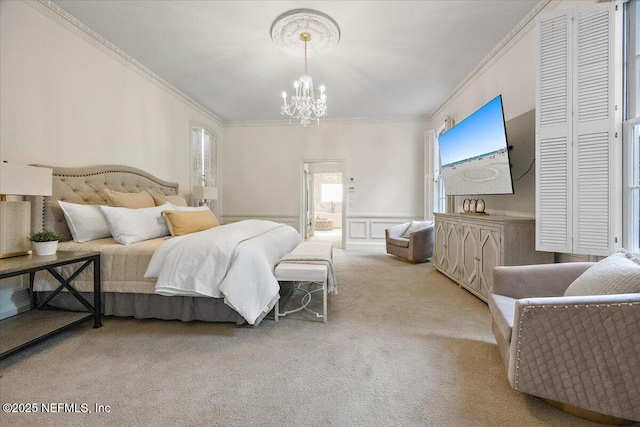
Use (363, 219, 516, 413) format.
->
(272, 9, 340, 127)
(271, 9, 340, 58)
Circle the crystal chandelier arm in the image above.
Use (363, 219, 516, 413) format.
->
(279, 30, 328, 127)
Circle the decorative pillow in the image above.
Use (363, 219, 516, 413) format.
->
(104, 189, 155, 208)
(162, 210, 220, 237)
(172, 205, 211, 211)
(147, 189, 188, 207)
(99, 203, 173, 245)
(564, 250, 640, 296)
(58, 201, 112, 243)
(402, 220, 433, 238)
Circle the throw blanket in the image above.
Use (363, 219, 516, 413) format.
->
(277, 254, 338, 295)
(145, 220, 302, 325)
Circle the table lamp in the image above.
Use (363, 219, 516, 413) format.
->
(0, 163, 53, 258)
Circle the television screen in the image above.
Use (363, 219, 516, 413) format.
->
(438, 95, 514, 196)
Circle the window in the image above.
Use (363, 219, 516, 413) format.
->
(321, 183, 342, 204)
(626, 119, 640, 251)
(191, 125, 218, 211)
(624, 0, 640, 252)
(434, 116, 455, 214)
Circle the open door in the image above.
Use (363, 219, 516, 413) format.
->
(304, 169, 314, 239)
(301, 160, 346, 249)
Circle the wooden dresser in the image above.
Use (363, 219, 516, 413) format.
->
(433, 213, 553, 302)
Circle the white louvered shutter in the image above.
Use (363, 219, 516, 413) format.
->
(573, 3, 620, 256)
(536, 9, 572, 253)
(536, 2, 622, 256)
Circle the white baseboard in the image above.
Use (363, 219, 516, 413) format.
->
(347, 241, 386, 251)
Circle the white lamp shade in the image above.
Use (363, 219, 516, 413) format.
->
(192, 186, 218, 200)
(0, 163, 52, 196)
(321, 183, 342, 203)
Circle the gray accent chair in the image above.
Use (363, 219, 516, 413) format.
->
(489, 263, 640, 423)
(385, 221, 434, 263)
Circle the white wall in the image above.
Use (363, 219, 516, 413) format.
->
(0, 0, 222, 192)
(428, 0, 594, 216)
(0, 0, 223, 319)
(222, 119, 427, 248)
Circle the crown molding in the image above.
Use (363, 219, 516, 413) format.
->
(32, 0, 224, 127)
(428, 0, 552, 120)
(224, 114, 429, 128)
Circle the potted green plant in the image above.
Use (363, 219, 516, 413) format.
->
(28, 229, 61, 256)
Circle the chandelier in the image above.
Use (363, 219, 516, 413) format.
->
(271, 9, 340, 127)
(281, 32, 327, 127)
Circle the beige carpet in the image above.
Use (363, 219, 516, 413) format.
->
(307, 229, 343, 249)
(0, 249, 606, 426)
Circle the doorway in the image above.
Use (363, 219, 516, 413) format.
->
(301, 160, 346, 249)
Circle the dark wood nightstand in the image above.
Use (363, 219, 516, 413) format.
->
(0, 251, 101, 360)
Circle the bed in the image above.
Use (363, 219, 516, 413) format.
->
(29, 164, 301, 325)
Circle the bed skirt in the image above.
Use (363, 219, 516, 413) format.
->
(37, 291, 249, 325)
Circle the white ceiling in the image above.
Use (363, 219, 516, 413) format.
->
(52, 1, 540, 122)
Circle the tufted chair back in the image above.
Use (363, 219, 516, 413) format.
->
(29, 165, 179, 241)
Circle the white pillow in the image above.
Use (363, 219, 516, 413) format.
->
(564, 250, 640, 296)
(58, 201, 112, 243)
(402, 220, 433, 238)
(100, 202, 174, 245)
(172, 204, 211, 211)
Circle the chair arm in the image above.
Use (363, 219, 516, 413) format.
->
(491, 262, 594, 299)
(508, 294, 640, 421)
(407, 225, 435, 262)
(386, 222, 410, 239)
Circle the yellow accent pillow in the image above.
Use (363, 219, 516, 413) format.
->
(162, 210, 220, 236)
(104, 189, 155, 208)
(148, 189, 188, 207)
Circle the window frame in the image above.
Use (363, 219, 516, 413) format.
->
(623, 0, 640, 253)
(190, 124, 219, 211)
(434, 116, 455, 214)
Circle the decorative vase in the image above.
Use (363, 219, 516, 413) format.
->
(33, 241, 58, 256)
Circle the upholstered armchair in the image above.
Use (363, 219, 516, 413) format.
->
(488, 261, 640, 423)
(385, 221, 434, 263)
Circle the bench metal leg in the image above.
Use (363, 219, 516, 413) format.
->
(323, 278, 327, 323)
(277, 280, 326, 322)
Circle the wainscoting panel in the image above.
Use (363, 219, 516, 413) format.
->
(348, 221, 368, 240)
(370, 220, 405, 239)
(222, 214, 423, 251)
(347, 215, 418, 250)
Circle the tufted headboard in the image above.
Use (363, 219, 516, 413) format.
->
(29, 164, 179, 242)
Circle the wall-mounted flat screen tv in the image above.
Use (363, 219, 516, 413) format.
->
(438, 95, 514, 196)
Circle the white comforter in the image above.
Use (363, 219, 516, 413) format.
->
(144, 220, 302, 324)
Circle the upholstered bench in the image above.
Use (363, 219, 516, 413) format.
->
(274, 241, 333, 323)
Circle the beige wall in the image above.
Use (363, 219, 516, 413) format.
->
(428, 0, 594, 216)
(223, 119, 426, 217)
(222, 119, 428, 247)
(0, 0, 222, 195)
(0, 0, 596, 239)
(0, 0, 223, 318)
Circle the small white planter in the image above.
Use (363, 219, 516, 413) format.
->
(32, 241, 58, 256)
